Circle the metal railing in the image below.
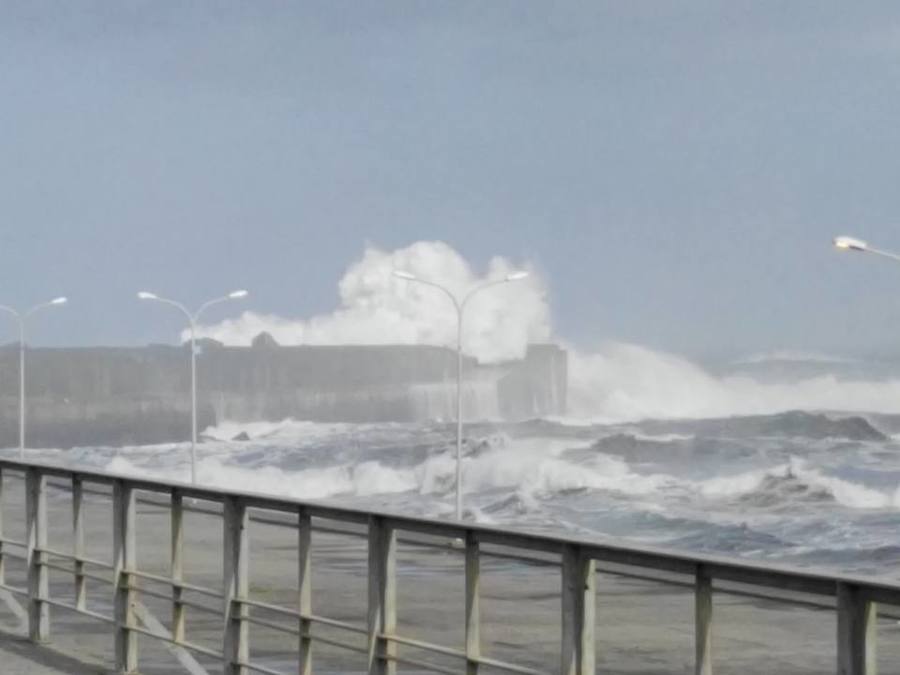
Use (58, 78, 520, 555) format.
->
(0, 457, 893, 675)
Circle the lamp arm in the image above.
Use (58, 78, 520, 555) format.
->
(194, 295, 235, 323)
(866, 247, 900, 264)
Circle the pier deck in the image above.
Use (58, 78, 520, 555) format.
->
(0, 459, 895, 674)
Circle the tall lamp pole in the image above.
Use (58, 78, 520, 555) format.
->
(0, 297, 68, 459)
(138, 289, 248, 484)
(393, 270, 529, 520)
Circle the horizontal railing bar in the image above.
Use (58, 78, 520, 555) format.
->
(0, 538, 27, 549)
(127, 568, 223, 599)
(41, 560, 85, 577)
(860, 586, 900, 607)
(383, 516, 468, 541)
(39, 546, 114, 570)
(478, 546, 559, 568)
(387, 652, 458, 675)
(383, 633, 466, 660)
(177, 597, 223, 616)
(475, 654, 545, 675)
(127, 623, 224, 660)
(38, 561, 112, 587)
(0, 582, 27, 597)
(237, 597, 369, 636)
(306, 523, 368, 539)
(130, 584, 222, 616)
(79, 569, 113, 586)
(303, 632, 369, 656)
(600, 568, 692, 588)
(382, 632, 543, 675)
(713, 584, 834, 612)
(7, 457, 900, 603)
(131, 585, 171, 603)
(235, 660, 286, 675)
(39, 597, 115, 625)
(244, 614, 301, 637)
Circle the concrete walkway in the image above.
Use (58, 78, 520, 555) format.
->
(0, 632, 107, 674)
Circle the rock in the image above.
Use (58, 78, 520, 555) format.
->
(231, 431, 251, 442)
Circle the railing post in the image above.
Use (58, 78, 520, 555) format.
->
(837, 582, 877, 675)
(72, 476, 86, 611)
(113, 479, 138, 673)
(367, 516, 396, 675)
(298, 508, 312, 675)
(695, 564, 713, 675)
(223, 496, 249, 675)
(465, 530, 481, 675)
(26, 467, 48, 642)
(171, 488, 185, 644)
(0, 467, 5, 587)
(561, 544, 595, 675)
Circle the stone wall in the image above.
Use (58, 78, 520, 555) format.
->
(0, 342, 567, 447)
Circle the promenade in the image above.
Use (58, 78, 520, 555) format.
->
(0, 460, 895, 674)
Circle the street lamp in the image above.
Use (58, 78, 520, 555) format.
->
(393, 269, 530, 520)
(138, 290, 248, 483)
(0, 297, 68, 459)
(834, 235, 900, 262)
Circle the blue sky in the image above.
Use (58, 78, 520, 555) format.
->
(3, 2, 900, 360)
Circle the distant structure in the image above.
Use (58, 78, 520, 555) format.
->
(0, 338, 567, 447)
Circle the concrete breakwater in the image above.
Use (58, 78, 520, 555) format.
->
(0, 339, 567, 447)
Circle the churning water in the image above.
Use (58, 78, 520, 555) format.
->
(15, 408, 900, 577)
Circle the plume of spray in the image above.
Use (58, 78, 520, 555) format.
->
(565, 343, 900, 423)
(192, 239, 900, 422)
(191, 241, 551, 363)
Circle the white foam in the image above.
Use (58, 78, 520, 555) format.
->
(566, 342, 900, 423)
(696, 458, 898, 510)
(192, 241, 550, 364)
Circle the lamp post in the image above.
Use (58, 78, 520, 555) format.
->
(138, 290, 248, 484)
(393, 269, 529, 520)
(0, 297, 68, 459)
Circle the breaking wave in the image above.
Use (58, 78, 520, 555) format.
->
(184, 239, 900, 423)
(566, 343, 900, 423)
(93, 420, 900, 516)
(192, 241, 550, 364)
(698, 459, 900, 510)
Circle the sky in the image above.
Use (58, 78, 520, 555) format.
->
(3, 2, 900, 361)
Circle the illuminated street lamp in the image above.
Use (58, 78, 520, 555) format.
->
(393, 269, 529, 520)
(0, 297, 68, 459)
(138, 290, 248, 483)
(834, 235, 900, 262)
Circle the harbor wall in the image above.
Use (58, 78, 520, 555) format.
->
(0, 341, 567, 447)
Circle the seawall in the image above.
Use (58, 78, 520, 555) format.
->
(0, 341, 567, 447)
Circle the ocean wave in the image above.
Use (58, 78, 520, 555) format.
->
(567, 343, 900, 423)
(698, 459, 898, 510)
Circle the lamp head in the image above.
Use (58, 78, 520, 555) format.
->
(228, 290, 249, 299)
(50, 297, 67, 305)
(505, 271, 530, 282)
(393, 270, 417, 281)
(834, 236, 868, 252)
(137, 291, 158, 300)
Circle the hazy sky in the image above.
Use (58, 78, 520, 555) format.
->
(3, 2, 900, 360)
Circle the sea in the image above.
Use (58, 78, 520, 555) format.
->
(13, 406, 900, 578)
